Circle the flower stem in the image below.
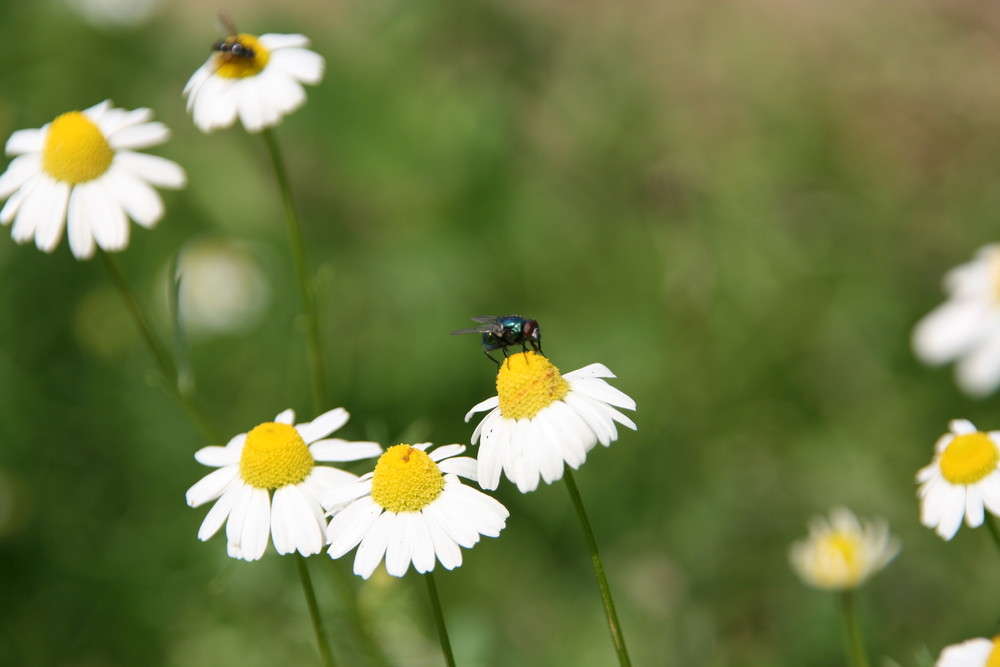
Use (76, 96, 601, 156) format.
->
(424, 571, 456, 667)
(985, 514, 1000, 559)
(99, 251, 221, 443)
(262, 127, 328, 414)
(297, 555, 336, 667)
(562, 469, 631, 666)
(838, 590, 870, 667)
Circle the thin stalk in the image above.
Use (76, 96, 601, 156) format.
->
(424, 572, 456, 667)
(262, 127, 328, 413)
(838, 590, 870, 667)
(562, 469, 631, 666)
(297, 555, 336, 667)
(99, 251, 221, 442)
(985, 513, 1000, 559)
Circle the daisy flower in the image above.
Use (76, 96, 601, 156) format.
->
(917, 419, 1000, 540)
(325, 443, 509, 579)
(183, 29, 324, 133)
(936, 636, 1000, 667)
(186, 408, 382, 561)
(913, 244, 1000, 397)
(464, 351, 637, 493)
(0, 100, 186, 259)
(789, 508, 899, 590)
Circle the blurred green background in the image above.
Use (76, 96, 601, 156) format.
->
(3, 0, 1000, 665)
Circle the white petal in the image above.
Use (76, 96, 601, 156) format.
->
(272, 48, 325, 85)
(77, 179, 129, 252)
(321, 479, 371, 510)
(66, 186, 95, 259)
(410, 514, 437, 573)
(259, 33, 312, 50)
(965, 485, 985, 528)
(274, 409, 295, 424)
(421, 507, 462, 571)
(193, 445, 238, 467)
(272, 485, 325, 556)
(912, 299, 992, 365)
(950, 420, 977, 436)
(113, 151, 186, 189)
(354, 510, 394, 579)
(107, 167, 164, 228)
(0, 154, 42, 199)
(465, 396, 500, 422)
(310, 439, 383, 462)
(955, 329, 1000, 398)
(384, 512, 416, 577)
(30, 178, 70, 253)
(186, 465, 239, 507)
(239, 488, 272, 561)
(476, 414, 508, 491)
(297, 407, 350, 443)
(429, 444, 466, 461)
(197, 481, 244, 541)
(5, 128, 45, 156)
(327, 497, 382, 558)
(438, 456, 478, 481)
(108, 121, 170, 151)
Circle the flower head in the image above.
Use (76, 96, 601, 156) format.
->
(913, 244, 1000, 397)
(325, 443, 509, 579)
(184, 30, 324, 133)
(464, 352, 637, 493)
(789, 508, 899, 590)
(935, 636, 1000, 667)
(917, 419, 1000, 540)
(186, 408, 382, 561)
(0, 100, 186, 259)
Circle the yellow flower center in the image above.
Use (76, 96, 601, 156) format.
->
(987, 636, 1000, 667)
(819, 533, 861, 585)
(239, 422, 314, 489)
(939, 432, 999, 485)
(496, 351, 569, 420)
(42, 112, 113, 184)
(213, 34, 270, 78)
(370, 444, 445, 513)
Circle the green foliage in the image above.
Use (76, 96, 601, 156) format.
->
(3, 0, 1000, 665)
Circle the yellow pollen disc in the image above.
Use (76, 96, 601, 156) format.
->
(370, 445, 445, 513)
(214, 34, 270, 78)
(939, 432, 999, 485)
(820, 533, 861, 583)
(239, 422, 314, 490)
(987, 636, 1000, 667)
(42, 112, 113, 184)
(496, 351, 569, 420)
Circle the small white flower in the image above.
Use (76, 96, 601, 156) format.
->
(789, 508, 899, 590)
(913, 244, 1000, 397)
(184, 31, 324, 133)
(917, 419, 1000, 540)
(0, 100, 186, 259)
(186, 408, 382, 561)
(464, 352, 637, 493)
(325, 443, 509, 579)
(935, 636, 1000, 667)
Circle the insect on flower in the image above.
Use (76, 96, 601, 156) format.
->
(212, 11, 256, 66)
(452, 315, 542, 365)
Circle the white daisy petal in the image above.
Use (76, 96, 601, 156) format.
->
(198, 482, 242, 541)
(466, 352, 636, 493)
(274, 409, 295, 424)
(789, 507, 899, 590)
(0, 103, 183, 258)
(438, 456, 478, 481)
(187, 465, 240, 507)
(239, 488, 272, 561)
(384, 512, 417, 577)
(296, 408, 350, 444)
(272, 485, 325, 556)
(311, 439, 383, 462)
(327, 497, 382, 557)
(410, 514, 437, 573)
(354, 511, 394, 579)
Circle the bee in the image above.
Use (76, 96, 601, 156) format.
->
(452, 315, 542, 366)
(211, 11, 256, 64)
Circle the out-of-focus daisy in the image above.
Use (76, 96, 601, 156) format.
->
(183, 22, 324, 134)
(325, 443, 508, 579)
(917, 419, 1000, 540)
(0, 100, 185, 259)
(464, 351, 637, 493)
(935, 636, 1000, 667)
(913, 244, 1000, 398)
(174, 237, 270, 337)
(186, 408, 382, 561)
(789, 508, 899, 590)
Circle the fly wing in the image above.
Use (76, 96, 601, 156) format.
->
(451, 324, 494, 335)
(469, 316, 498, 323)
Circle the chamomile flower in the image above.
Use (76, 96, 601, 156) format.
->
(0, 100, 185, 259)
(464, 351, 637, 493)
(917, 419, 1000, 540)
(913, 244, 1000, 397)
(186, 408, 382, 561)
(935, 636, 1000, 667)
(325, 443, 509, 579)
(183, 30, 324, 133)
(789, 508, 899, 590)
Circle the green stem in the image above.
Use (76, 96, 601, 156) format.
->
(562, 469, 631, 666)
(297, 555, 336, 667)
(986, 514, 1000, 559)
(425, 572, 456, 667)
(838, 590, 870, 667)
(262, 127, 328, 414)
(99, 251, 221, 443)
